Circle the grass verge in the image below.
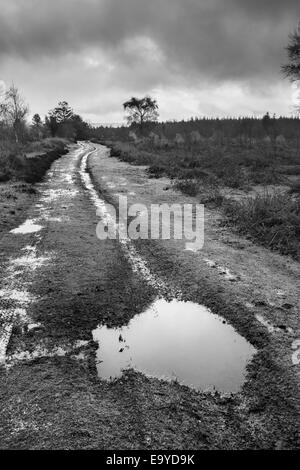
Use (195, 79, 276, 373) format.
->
(0, 138, 69, 183)
(105, 139, 300, 188)
(0, 138, 70, 237)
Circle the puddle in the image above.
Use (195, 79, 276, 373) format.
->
(10, 219, 43, 235)
(93, 299, 256, 393)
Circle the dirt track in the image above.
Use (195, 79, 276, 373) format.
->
(0, 142, 299, 449)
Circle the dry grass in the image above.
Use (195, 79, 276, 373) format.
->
(223, 192, 300, 259)
(107, 140, 300, 258)
(107, 139, 299, 189)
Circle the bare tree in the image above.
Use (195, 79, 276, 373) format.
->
(0, 85, 29, 142)
(123, 96, 159, 131)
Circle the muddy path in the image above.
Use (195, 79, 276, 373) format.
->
(0, 142, 299, 449)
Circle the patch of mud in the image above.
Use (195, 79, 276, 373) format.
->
(93, 298, 256, 393)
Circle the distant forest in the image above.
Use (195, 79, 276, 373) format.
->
(90, 115, 300, 143)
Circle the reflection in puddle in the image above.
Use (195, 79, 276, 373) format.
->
(93, 299, 256, 393)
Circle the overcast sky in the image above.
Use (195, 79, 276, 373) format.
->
(0, 0, 299, 124)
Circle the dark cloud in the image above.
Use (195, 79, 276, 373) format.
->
(230, 0, 300, 19)
(0, 0, 299, 83)
(0, 1, 298, 120)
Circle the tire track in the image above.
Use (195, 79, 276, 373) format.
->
(79, 144, 182, 300)
(0, 145, 85, 364)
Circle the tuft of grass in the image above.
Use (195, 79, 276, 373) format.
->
(174, 179, 224, 205)
(223, 192, 300, 259)
(174, 179, 200, 196)
(147, 164, 167, 178)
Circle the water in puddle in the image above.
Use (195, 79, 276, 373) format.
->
(93, 299, 256, 393)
